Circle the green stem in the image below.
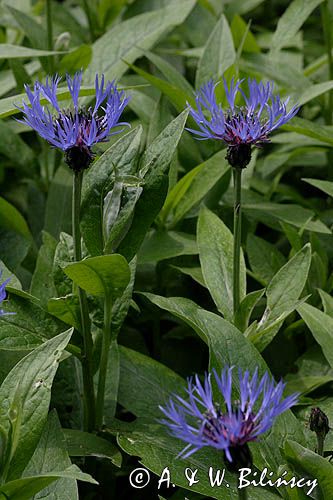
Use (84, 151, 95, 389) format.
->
(321, 0, 333, 125)
(72, 171, 95, 432)
(96, 294, 112, 429)
(46, 0, 54, 74)
(238, 488, 248, 500)
(233, 167, 242, 319)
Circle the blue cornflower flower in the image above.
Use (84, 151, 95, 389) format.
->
(16, 70, 130, 171)
(0, 271, 14, 316)
(187, 78, 299, 168)
(159, 367, 298, 470)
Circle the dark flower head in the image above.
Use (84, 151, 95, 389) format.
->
(159, 367, 298, 469)
(309, 407, 329, 436)
(16, 71, 130, 171)
(0, 271, 14, 317)
(187, 78, 299, 168)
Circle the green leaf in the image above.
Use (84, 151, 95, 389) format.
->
(138, 230, 197, 263)
(59, 45, 92, 74)
(144, 50, 194, 96)
(247, 234, 286, 286)
(44, 166, 72, 239)
(0, 289, 69, 350)
(6, 5, 47, 50)
(160, 150, 230, 227)
(52, 233, 74, 297)
(266, 244, 311, 321)
(0, 44, 62, 59)
(240, 53, 309, 90)
(103, 177, 144, 255)
(23, 411, 78, 499)
(111, 257, 137, 339)
(126, 61, 192, 113)
(318, 289, 333, 317)
(118, 346, 184, 419)
(81, 127, 142, 256)
(231, 15, 260, 53)
(0, 196, 32, 240)
(104, 340, 120, 422)
(284, 440, 332, 498)
(282, 117, 333, 146)
(197, 206, 246, 320)
(0, 468, 96, 500)
(64, 429, 122, 466)
(0, 120, 34, 169)
(285, 374, 333, 397)
(0, 330, 72, 479)
(48, 295, 81, 332)
(118, 111, 188, 260)
(291, 80, 333, 107)
(226, 0, 266, 15)
(0, 261, 21, 290)
(302, 177, 333, 197)
(297, 303, 333, 370)
(234, 289, 265, 332)
(85, 0, 196, 82)
(243, 201, 330, 234)
(0, 230, 31, 272)
(172, 265, 205, 287)
(280, 222, 303, 253)
(196, 15, 236, 88)
(128, 89, 155, 123)
(270, 0, 324, 54)
(97, 0, 127, 28)
(250, 244, 311, 351)
(63, 255, 130, 300)
(140, 110, 189, 179)
(30, 232, 57, 306)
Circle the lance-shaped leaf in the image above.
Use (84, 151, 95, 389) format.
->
(284, 440, 332, 498)
(118, 110, 188, 261)
(249, 244, 311, 351)
(0, 466, 96, 500)
(297, 303, 333, 370)
(81, 127, 143, 256)
(63, 255, 130, 301)
(0, 330, 72, 480)
(196, 15, 236, 88)
(23, 411, 78, 499)
(197, 206, 246, 321)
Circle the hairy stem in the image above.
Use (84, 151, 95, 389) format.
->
(233, 167, 242, 319)
(73, 170, 95, 432)
(96, 294, 112, 429)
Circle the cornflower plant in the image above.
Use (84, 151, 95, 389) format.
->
(17, 70, 130, 431)
(187, 78, 299, 320)
(160, 366, 299, 500)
